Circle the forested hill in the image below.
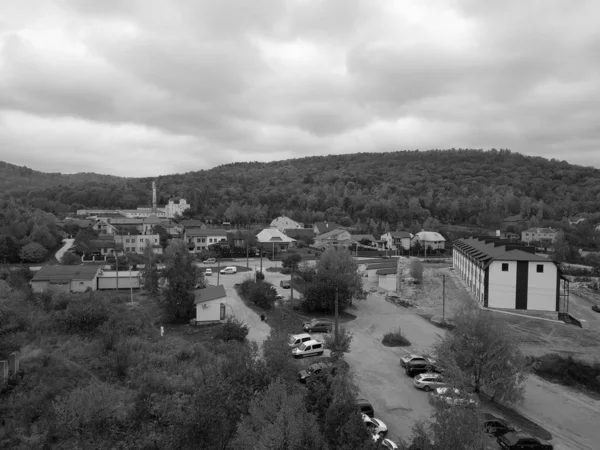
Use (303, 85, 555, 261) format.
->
(2, 149, 600, 231)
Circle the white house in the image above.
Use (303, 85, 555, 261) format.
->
(381, 231, 412, 253)
(521, 228, 558, 245)
(314, 228, 352, 248)
(411, 231, 446, 253)
(256, 228, 295, 255)
(269, 216, 303, 232)
(30, 266, 101, 293)
(115, 234, 162, 254)
(453, 237, 562, 312)
(185, 228, 229, 253)
(193, 285, 227, 324)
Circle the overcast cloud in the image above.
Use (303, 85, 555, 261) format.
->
(1, 0, 599, 176)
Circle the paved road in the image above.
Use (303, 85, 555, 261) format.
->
(55, 238, 75, 262)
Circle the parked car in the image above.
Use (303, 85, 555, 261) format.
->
(298, 361, 336, 383)
(400, 354, 434, 367)
(302, 319, 333, 333)
(413, 373, 446, 391)
(288, 333, 313, 348)
(291, 339, 324, 358)
(592, 304, 600, 313)
(405, 359, 440, 377)
(220, 266, 237, 274)
(362, 413, 388, 439)
(431, 387, 479, 408)
(204, 268, 212, 276)
(280, 280, 291, 289)
(497, 432, 553, 449)
(483, 413, 515, 437)
(203, 258, 216, 264)
(357, 398, 374, 418)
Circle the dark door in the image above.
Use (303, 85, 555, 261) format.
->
(515, 261, 528, 310)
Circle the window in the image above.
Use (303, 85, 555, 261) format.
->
(501, 263, 509, 272)
(537, 264, 544, 273)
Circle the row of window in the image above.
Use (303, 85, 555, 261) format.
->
(124, 238, 158, 244)
(193, 237, 224, 243)
(501, 263, 545, 273)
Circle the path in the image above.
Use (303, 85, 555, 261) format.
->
(55, 238, 75, 262)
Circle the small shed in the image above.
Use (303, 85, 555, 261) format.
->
(30, 265, 101, 293)
(193, 285, 227, 324)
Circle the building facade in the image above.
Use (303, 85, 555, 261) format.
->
(453, 237, 561, 312)
(381, 231, 412, 252)
(521, 228, 558, 245)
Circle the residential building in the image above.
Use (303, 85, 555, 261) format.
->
(256, 228, 295, 255)
(494, 230, 520, 241)
(186, 228, 229, 253)
(31, 266, 101, 293)
(521, 228, 558, 245)
(381, 231, 412, 252)
(411, 231, 446, 253)
(313, 222, 339, 236)
(270, 216, 303, 232)
(115, 233, 162, 254)
(453, 237, 562, 312)
(314, 228, 352, 248)
(283, 228, 315, 241)
(193, 285, 227, 324)
(180, 219, 207, 229)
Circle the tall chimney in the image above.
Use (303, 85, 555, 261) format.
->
(152, 181, 157, 213)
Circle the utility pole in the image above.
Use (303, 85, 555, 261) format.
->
(260, 249, 263, 273)
(246, 235, 249, 269)
(129, 260, 133, 305)
(217, 258, 220, 285)
(335, 288, 339, 348)
(115, 252, 119, 291)
(442, 274, 446, 321)
(290, 266, 294, 310)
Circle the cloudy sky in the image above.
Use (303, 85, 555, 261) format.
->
(1, 0, 599, 176)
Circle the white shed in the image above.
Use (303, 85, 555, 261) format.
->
(193, 285, 227, 324)
(30, 265, 101, 293)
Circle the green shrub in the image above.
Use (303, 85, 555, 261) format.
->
(214, 316, 249, 342)
(255, 271, 265, 282)
(382, 327, 411, 347)
(531, 354, 600, 394)
(55, 297, 109, 334)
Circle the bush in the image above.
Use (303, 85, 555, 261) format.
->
(55, 296, 109, 334)
(530, 354, 600, 394)
(61, 252, 81, 265)
(214, 316, 249, 342)
(255, 271, 265, 282)
(382, 327, 411, 347)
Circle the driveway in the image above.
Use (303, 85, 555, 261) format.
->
(55, 238, 75, 262)
(344, 290, 445, 443)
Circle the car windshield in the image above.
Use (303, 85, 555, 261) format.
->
(297, 343, 307, 351)
(288, 336, 297, 345)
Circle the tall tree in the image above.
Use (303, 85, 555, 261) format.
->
(139, 241, 160, 298)
(159, 240, 198, 322)
(19, 242, 47, 263)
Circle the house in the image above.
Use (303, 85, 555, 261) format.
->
(521, 228, 558, 245)
(88, 239, 124, 257)
(30, 265, 101, 293)
(283, 228, 315, 242)
(501, 214, 527, 229)
(115, 233, 162, 254)
(381, 231, 412, 253)
(453, 237, 562, 312)
(185, 228, 229, 253)
(180, 219, 207, 230)
(494, 230, 520, 241)
(193, 285, 227, 324)
(411, 231, 446, 254)
(256, 228, 295, 255)
(270, 216, 303, 232)
(313, 228, 352, 248)
(313, 222, 339, 236)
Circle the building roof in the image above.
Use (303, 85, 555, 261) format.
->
(386, 231, 412, 239)
(316, 228, 349, 240)
(502, 214, 525, 223)
(269, 216, 302, 228)
(194, 284, 227, 304)
(413, 231, 446, 242)
(180, 220, 207, 228)
(257, 228, 295, 243)
(284, 228, 315, 239)
(31, 265, 101, 282)
(453, 237, 553, 270)
(143, 215, 162, 224)
(376, 267, 397, 275)
(314, 222, 339, 234)
(522, 227, 556, 234)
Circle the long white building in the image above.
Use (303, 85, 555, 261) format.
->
(453, 237, 561, 312)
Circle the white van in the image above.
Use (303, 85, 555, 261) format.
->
(220, 266, 237, 274)
(288, 333, 313, 348)
(292, 339, 324, 358)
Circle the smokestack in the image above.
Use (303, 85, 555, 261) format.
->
(152, 181, 157, 213)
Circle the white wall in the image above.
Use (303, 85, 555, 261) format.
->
(527, 261, 558, 311)
(378, 274, 396, 291)
(195, 299, 225, 322)
(487, 261, 517, 309)
(70, 278, 97, 292)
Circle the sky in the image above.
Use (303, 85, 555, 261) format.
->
(1, 0, 599, 177)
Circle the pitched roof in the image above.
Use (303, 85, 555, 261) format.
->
(284, 228, 315, 239)
(387, 231, 411, 239)
(522, 227, 557, 234)
(194, 285, 227, 304)
(314, 222, 339, 234)
(180, 220, 206, 228)
(413, 231, 446, 242)
(257, 228, 295, 243)
(453, 237, 553, 269)
(352, 234, 376, 242)
(31, 265, 101, 282)
(316, 228, 349, 240)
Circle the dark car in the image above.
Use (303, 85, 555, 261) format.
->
(298, 361, 334, 383)
(483, 413, 514, 437)
(405, 359, 441, 377)
(497, 432, 553, 449)
(303, 319, 333, 333)
(280, 280, 291, 289)
(357, 398, 374, 418)
(592, 304, 600, 313)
